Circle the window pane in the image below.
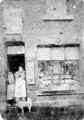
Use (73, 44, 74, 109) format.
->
(38, 48, 51, 60)
(38, 61, 60, 88)
(65, 47, 79, 60)
(38, 60, 79, 90)
(73, 61, 79, 80)
(52, 47, 65, 60)
(64, 61, 73, 80)
(59, 61, 65, 80)
(64, 60, 79, 81)
(8, 46, 24, 54)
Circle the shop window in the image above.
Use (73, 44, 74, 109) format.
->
(38, 46, 79, 90)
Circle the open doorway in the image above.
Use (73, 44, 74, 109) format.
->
(7, 54, 25, 74)
(6, 42, 26, 105)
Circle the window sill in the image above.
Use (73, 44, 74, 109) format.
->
(43, 15, 74, 21)
(36, 89, 82, 96)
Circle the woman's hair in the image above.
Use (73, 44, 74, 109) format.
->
(19, 66, 23, 69)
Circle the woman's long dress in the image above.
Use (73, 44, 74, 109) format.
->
(14, 71, 26, 98)
(7, 72, 15, 100)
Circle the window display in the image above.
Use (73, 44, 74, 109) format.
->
(38, 47, 80, 90)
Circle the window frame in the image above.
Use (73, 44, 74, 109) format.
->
(37, 44, 80, 91)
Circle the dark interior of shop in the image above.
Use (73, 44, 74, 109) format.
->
(7, 54, 25, 74)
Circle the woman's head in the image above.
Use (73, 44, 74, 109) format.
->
(19, 66, 23, 72)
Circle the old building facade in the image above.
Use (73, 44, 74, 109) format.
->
(0, 0, 84, 111)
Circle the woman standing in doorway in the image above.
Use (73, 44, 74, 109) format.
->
(7, 70, 15, 105)
(14, 66, 26, 103)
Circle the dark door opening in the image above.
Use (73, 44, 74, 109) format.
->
(7, 54, 25, 74)
(6, 42, 26, 105)
(7, 54, 26, 105)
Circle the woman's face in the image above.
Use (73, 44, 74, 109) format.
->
(19, 66, 23, 72)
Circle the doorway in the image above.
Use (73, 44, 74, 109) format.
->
(6, 42, 26, 105)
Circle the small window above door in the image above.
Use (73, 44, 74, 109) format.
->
(5, 41, 25, 55)
(7, 46, 24, 55)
